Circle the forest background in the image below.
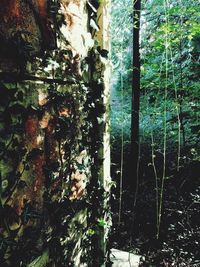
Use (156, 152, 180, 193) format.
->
(110, 0, 200, 265)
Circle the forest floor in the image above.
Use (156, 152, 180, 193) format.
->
(110, 148, 200, 267)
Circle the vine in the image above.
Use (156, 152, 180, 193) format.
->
(0, 0, 110, 266)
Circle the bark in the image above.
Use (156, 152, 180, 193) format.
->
(0, 0, 110, 266)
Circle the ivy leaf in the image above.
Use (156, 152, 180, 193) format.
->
(17, 180, 28, 190)
(27, 148, 43, 161)
(21, 203, 42, 225)
(0, 83, 16, 105)
(97, 47, 109, 58)
(15, 91, 24, 102)
(97, 218, 107, 228)
(90, 19, 100, 31)
(0, 141, 5, 151)
(1, 205, 20, 226)
(8, 104, 26, 114)
(87, 1, 97, 13)
(88, 229, 96, 236)
(55, 117, 72, 140)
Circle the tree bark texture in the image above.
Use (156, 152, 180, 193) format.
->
(0, 1, 110, 266)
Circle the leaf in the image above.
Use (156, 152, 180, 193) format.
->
(97, 218, 107, 227)
(27, 148, 43, 161)
(27, 250, 49, 267)
(8, 104, 26, 114)
(17, 180, 28, 190)
(88, 229, 96, 236)
(21, 203, 42, 224)
(1, 205, 20, 226)
(87, 1, 97, 13)
(90, 19, 99, 31)
(0, 83, 16, 105)
(97, 46, 109, 58)
(15, 91, 24, 102)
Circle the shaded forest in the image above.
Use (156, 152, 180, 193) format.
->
(110, 0, 200, 266)
(0, 0, 199, 266)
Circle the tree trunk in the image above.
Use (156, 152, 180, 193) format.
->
(130, 0, 141, 200)
(0, 1, 110, 266)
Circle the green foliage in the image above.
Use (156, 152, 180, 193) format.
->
(111, 0, 200, 154)
(111, 0, 200, 262)
(27, 250, 49, 267)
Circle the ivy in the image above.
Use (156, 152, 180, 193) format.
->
(0, 0, 111, 266)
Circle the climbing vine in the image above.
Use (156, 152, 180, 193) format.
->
(0, 0, 111, 266)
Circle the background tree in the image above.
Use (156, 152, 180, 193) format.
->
(131, 0, 141, 206)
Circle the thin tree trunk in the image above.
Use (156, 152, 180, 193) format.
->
(130, 0, 141, 198)
(179, 40, 186, 147)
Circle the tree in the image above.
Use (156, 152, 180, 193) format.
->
(0, 1, 111, 266)
(131, 0, 141, 204)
